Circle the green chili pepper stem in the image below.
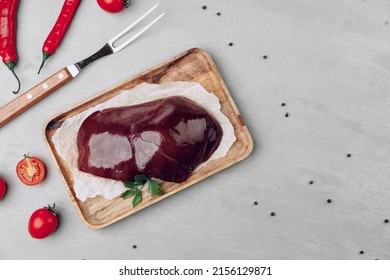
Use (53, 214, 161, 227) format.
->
(37, 52, 51, 75)
(5, 61, 20, 94)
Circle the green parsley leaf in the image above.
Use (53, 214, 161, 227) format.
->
(132, 191, 142, 207)
(148, 179, 162, 196)
(134, 174, 148, 185)
(120, 189, 137, 199)
(121, 174, 162, 207)
(124, 181, 138, 189)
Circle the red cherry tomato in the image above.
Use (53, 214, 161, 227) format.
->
(97, 0, 130, 13)
(16, 154, 46, 186)
(0, 177, 7, 200)
(28, 204, 58, 239)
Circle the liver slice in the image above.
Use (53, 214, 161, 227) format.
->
(77, 96, 223, 183)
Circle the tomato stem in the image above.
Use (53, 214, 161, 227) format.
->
(45, 203, 57, 216)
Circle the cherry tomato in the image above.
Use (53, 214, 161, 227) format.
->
(97, 0, 130, 13)
(28, 204, 58, 239)
(16, 154, 46, 186)
(0, 177, 7, 200)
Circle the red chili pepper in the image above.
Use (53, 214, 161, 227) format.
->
(38, 0, 81, 74)
(0, 0, 20, 94)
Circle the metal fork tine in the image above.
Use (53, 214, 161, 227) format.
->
(72, 3, 165, 73)
(108, 3, 164, 53)
(109, 3, 159, 43)
(111, 12, 166, 53)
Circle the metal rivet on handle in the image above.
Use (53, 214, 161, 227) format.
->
(58, 73, 64, 79)
(42, 83, 48, 89)
(26, 94, 32, 100)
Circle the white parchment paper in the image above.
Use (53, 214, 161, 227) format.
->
(52, 82, 236, 201)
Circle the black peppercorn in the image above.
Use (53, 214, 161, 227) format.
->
(270, 212, 276, 216)
(327, 199, 332, 203)
(202, 5, 207, 10)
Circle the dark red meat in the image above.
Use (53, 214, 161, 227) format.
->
(77, 96, 223, 183)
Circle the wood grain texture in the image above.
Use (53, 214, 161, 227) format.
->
(0, 68, 73, 127)
(43, 48, 253, 229)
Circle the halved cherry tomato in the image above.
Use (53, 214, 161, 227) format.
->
(16, 154, 46, 186)
(97, 0, 130, 13)
(0, 177, 6, 200)
(28, 204, 58, 239)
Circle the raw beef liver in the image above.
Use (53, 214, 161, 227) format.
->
(77, 96, 223, 183)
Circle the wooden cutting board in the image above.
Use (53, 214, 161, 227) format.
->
(44, 48, 253, 229)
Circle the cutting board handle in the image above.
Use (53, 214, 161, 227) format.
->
(0, 68, 73, 128)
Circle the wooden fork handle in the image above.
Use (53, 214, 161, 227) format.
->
(0, 67, 74, 127)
